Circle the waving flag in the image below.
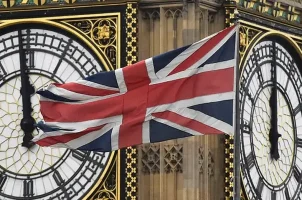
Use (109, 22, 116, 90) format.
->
(33, 25, 238, 152)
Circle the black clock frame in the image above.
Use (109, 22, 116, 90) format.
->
(240, 36, 302, 200)
(0, 24, 114, 200)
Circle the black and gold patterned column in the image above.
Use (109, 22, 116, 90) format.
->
(124, 3, 138, 200)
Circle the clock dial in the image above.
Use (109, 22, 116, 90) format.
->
(0, 25, 111, 199)
(240, 39, 302, 200)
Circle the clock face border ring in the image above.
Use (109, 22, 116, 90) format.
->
(0, 21, 118, 199)
(240, 31, 302, 75)
(240, 32, 302, 200)
(0, 19, 111, 72)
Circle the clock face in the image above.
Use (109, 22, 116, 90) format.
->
(240, 39, 302, 200)
(0, 24, 111, 199)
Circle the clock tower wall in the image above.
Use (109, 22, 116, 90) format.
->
(136, 1, 226, 200)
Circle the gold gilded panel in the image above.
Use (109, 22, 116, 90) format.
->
(238, 25, 262, 59)
(61, 13, 121, 70)
(83, 152, 120, 200)
(232, 0, 302, 24)
(0, 0, 108, 8)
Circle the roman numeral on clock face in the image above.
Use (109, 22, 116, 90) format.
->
(271, 191, 276, 200)
(297, 138, 302, 148)
(23, 180, 34, 197)
(241, 122, 252, 135)
(256, 178, 265, 197)
(293, 165, 302, 183)
(246, 152, 255, 170)
(285, 187, 290, 200)
(53, 170, 65, 186)
(71, 150, 86, 162)
(0, 174, 7, 192)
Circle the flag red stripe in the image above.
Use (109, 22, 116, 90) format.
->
(122, 60, 151, 90)
(40, 95, 123, 122)
(35, 125, 106, 146)
(148, 67, 234, 107)
(40, 68, 233, 123)
(118, 61, 151, 148)
(153, 111, 223, 134)
(168, 26, 235, 76)
(53, 83, 119, 96)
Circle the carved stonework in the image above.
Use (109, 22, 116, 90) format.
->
(198, 146, 204, 174)
(208, 150, 215, 177)
(165, 8, 183, 18)
(141, 144, 160, 174)
(164, 144, 183, 173)
(142, 8, 160, 20)
(208, 12, 215, 23)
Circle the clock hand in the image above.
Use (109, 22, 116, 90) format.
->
(18, 29, 36, 148)
(269, 41, 281, 160)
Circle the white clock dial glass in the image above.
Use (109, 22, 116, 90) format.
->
(240, 39, 302, 200)
(252, 87, 295, 186)
(0, 25, 111, 200)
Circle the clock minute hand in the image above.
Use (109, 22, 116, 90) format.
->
(269, 42, 281, 160)
(18, 30, 35, 148)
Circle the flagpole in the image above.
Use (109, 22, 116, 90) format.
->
(233, 8, 241, 200)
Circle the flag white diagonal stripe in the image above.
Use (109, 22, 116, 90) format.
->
(111, 125, 120, 151)
(43, 115, 122, 132)
(75, 80, 119, 91)
(145, 58, 158, 82)
(142, 121, 150, 143)
(152, 118, 202, 136)
(115, 68, 127, 93)
(50, 123, 115, 149)
(146, 91, 234, 116)
(167, 107, 234, 135)
(150, 59, 235, 85)
(156, 37, 212, 78)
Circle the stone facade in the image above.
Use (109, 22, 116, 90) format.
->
(136, 1, 226, 199)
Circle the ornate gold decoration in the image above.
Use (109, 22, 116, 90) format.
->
(164, 144, 183, 173)
(125, 147, 137, 200)
(0, 0, 104, 8)
(86, 155, 118, 200)
(0, 18, 111, 72)
(224, 135, 234, 199)
(231, 0, 302, 24)
(239, 25, 262, 59)
(125, 3, 138, 200)
(198, 146, 204, 174)
(126, 3, 137, 66)
(62, 15, 120, 70)
(141, 144, 160, 174)
(225, 6, 236, 27)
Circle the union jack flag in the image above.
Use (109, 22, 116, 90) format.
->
(33, 25, 238, 151)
